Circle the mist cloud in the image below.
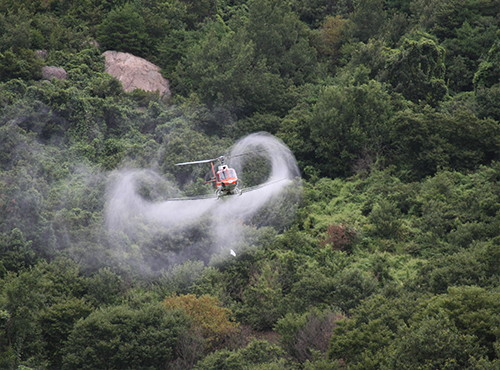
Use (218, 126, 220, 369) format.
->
(105, 132, 301, 273)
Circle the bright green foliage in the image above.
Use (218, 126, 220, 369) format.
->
(2, 1, 500, 369)
(474, 39, 500, 88)
(193, 338, 286, 370)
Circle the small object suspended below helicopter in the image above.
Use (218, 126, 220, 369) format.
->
(171, 154, 285, 201)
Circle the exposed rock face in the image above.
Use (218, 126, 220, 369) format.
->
(102, 51, 170, 97)
(42, 66, 67, 80)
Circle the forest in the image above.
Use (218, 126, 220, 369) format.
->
(1, 0, 500, 369)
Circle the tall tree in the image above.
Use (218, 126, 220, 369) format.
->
(96, 3, 147, 56)
(382, 34, 447, 106)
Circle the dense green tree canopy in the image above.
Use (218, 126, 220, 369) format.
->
(1, 0, 500, 369)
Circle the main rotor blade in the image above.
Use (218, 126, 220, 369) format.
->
(175, 150, 265, 166)
(175, 158, 218, 166)
(227, 150, 264, 160)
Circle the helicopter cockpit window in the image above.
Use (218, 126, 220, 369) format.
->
(228, 169, 236, 178)
(219, 171, 227, 180)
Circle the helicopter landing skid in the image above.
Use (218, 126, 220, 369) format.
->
(235, 186, 242, 196)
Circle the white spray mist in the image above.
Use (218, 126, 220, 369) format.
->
(105, 132, 301, 273)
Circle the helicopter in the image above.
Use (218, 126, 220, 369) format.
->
(174, 153, 285, 200)
(175, 155, 244, 199)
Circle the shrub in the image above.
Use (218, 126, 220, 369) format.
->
(320, 223, 357, 253)
(276, 309, 343, 362)
(162, 293, 239, 352)
(62, 304, 196, 370)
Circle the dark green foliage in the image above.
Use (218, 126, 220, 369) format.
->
(331, 268, 378, 313)
(384, 35, 447, 106)
(415, 240, 500, 294)
(383, 311, 481, 370)
(96, 3, 148, 57)
(86, 267, 123, 306)
(158, 27, 200, 76)
(367, 200, 403, 239)
(39, 298, 94, 370)
(238, 260, 288, 330)
(0, 258, 90, 368)
(381, 286, 500, 369)
(0, 10, 33, 52)
(157, 260, 206, 295)
(349, 0, 386, 43)
(61, 303, 195, 370)
(172, 24, 285, 116)
(3, 1, 500, 369)
(307, 81, 395, 178)
(178, 0, 218, 30)
(443, 17, 498, 93)
(423, 0, 500, 41)
(475, 84, 500, 122)
(290, 0, 354, 28)
(276, 308, 342, 362)
(0, 48, 44, 82)
(0, 228, 36, 274)
(242, 0, 318, 85)
(388, 107, 500, 180)
(328, 291, 426, 368)
(415, 286, 500, 359)
(173, 0, 317, 118)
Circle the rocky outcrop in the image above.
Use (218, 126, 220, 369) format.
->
(42, 66, 67, 80)
(102, 51, 170, 97)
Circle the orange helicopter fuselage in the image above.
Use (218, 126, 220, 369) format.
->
(206, 163, 239, 194)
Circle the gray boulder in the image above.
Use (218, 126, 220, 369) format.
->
(102, 51, 170, 97)
(42, 66, 67, 80)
